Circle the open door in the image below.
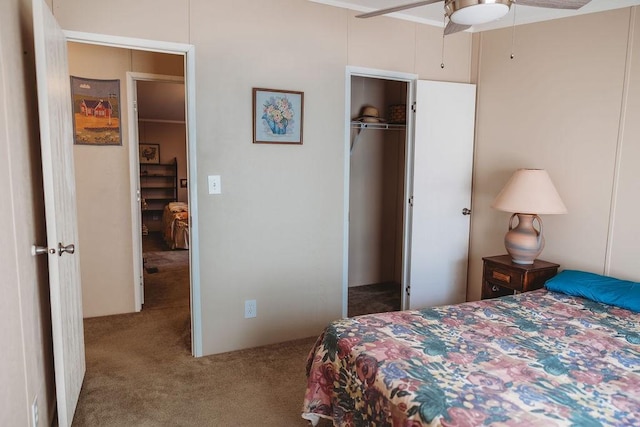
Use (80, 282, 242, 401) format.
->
(128, 76, 145, 310)
(33, 0, 86, 425)
(408, 80, 476, 309)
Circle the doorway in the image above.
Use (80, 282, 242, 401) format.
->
(344, 67, 417, 317)
(344, 70, 476, 316)
(64, 30, 202, 356)
(132, 76, 189, 315)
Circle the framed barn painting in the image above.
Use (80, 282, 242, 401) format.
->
(70, 76, 122, 145)
(253, 88, 304, 144)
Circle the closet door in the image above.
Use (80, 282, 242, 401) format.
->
(408, 80, 476, 310)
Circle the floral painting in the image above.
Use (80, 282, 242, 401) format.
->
(139, 143, 160, 164)
(71, 76, 121, 145)
(253, 88, 304, 144)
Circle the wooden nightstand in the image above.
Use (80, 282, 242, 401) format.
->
(482, 255, 559, 300)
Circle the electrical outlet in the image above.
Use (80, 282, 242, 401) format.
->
(32, 396, 39, 426)
(244, 299, 256, 318)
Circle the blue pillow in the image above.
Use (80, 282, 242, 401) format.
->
(545, 270, 640, 313)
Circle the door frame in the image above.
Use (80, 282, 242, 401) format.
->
(343, 66, 417, 317)
(126, 72, 185, 311)
(64, 30, 203, 356)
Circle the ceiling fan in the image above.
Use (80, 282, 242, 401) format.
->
(357, 0, 592, 35)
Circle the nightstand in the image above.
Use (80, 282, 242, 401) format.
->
(482, 255, 559, 299)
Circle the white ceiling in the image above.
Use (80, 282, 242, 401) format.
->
(310, 0, 640, 32)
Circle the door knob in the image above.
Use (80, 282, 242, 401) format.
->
(462, 208, 471, 216)
(58, 243, 75, 256)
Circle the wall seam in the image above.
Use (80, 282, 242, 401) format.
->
(603, 6, 635, 276)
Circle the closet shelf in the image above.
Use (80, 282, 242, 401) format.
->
(350, 121, 406, 130)
(350, 121, 407, 154)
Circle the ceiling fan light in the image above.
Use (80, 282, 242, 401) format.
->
(447, 0, 511, 26)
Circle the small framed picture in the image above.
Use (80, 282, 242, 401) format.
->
(139, 143, 160, 164)
(253, 88, 304, 144)
(180, 178, 188, 188)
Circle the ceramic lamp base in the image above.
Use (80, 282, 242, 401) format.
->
(504, 213, 544, 264)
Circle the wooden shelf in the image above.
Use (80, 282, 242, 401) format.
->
(140, 157, 177, 226)
(142, 197, 174, 205)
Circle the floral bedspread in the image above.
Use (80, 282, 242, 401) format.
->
(302, 290, 640, 426)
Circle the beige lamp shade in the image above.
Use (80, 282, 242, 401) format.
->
(492, 169, 567, 214)
(492, 169, 567, 264)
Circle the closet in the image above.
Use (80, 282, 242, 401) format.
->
(348, 76, 408, 315)
(346, 70, 476, 315)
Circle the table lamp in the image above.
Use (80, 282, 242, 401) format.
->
(491, 169, 567, 264)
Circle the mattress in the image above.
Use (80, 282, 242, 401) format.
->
(302, 289, 640, 426)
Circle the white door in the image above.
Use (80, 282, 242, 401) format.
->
(408, 80, 476, 309)
(33, 0, 86, 425)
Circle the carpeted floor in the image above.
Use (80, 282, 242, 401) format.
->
(348, 282, 402, 317)
(74, 235, 334, 426)
(74, 308, 322, 426)
(73, 233, 397, 426)
(142, 250, 191, 311)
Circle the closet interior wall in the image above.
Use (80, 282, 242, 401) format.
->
(349, 76, 407, 290)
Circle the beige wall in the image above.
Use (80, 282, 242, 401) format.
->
(1, 0, 55, 424)
(468, 7, 640, 300)
(68, 42, 183, 317)
(53, 0, 472, 354)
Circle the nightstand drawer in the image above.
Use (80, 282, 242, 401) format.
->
(483, 282, 516, 299)
(484, 266, 524, 292)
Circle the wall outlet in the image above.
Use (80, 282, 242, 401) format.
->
(244, 299, 256, 318)
(32, 396, 39, 426)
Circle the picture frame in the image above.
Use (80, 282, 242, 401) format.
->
(70, 76, 122, 145)
(253, 88, 304, 144)
(139, 143, 160, 164)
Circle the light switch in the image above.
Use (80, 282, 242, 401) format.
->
(208, 175, 221, 194)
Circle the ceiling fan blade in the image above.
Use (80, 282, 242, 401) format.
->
(444, 21, 471, 35)
(516, 0, 591, 10)
(356, 0, 442, 19)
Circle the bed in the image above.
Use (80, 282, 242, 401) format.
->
(302, 270, 640, 426)
(162, 202, 189, 250)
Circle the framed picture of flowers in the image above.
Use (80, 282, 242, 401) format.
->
(253, 88, 304, 144)
(139, 143, 160, 164)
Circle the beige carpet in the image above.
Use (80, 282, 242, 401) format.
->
(73, 246, 330, 426)
(348, 282, 401, 317)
